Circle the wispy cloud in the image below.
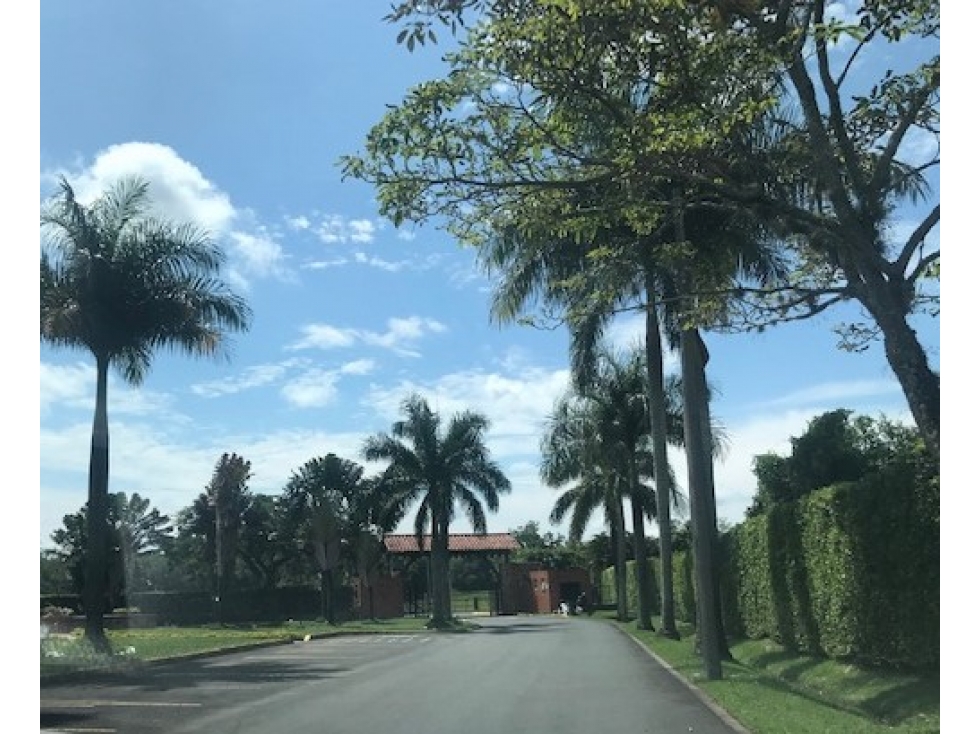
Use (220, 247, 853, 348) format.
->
(364, 363, 571, 459)
(289, 213, 381, 244)
(192, 357, 376, 404)
(192, 361, 301, 397)
(752, 379, 901, 410)
(289, 316, 448, 357)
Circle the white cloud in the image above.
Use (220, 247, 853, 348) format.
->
(48, 142, 235, 234)
(287, 215, 311, 230)
(311, 214, 380, 245)
(304, 258, 349, 270)
(229, 230, 291, 280)
(340, 359, 376, 375)
(191, 361, 299, 397)
(41, 142, 290, 286)
(364, 363, 571, 460)
(353, 251, 406, 272)
(290, 324, 359, 350)
(288, 317, 448, 357)
(752, 379, 901, 410)
(40, 421, 374, 545)
(280, 368, 342, 408)
(348, 219, 376, 243)
(41, 360, 177, 418)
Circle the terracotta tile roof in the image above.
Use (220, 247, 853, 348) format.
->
(383, 532, 521, 554)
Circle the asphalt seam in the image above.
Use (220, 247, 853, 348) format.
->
(606, 622, 753, 734)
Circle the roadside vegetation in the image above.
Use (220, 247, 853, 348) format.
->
(40, 617, 437, 678)
(600, 613, 939, 734)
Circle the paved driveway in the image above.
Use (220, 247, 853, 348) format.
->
(41, 616, 748, 734)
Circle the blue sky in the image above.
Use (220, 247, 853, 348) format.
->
(36, 1, 941, 552)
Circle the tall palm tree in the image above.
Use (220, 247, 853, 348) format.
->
(283, 454, 367, 624)
(362, 394, 512, 627)
(541, 393, 631, 622)
(205, 452, 253, 623)
(40, 175, 251, 650)
(585, 346, 664, 631)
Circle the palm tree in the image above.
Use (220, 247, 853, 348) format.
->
(40, 175, 251, 650)
(111, 492, 173, 598)
(282, 454, 368, 624)
(362, 394, 512, 627)
(541, 393, 631, 622)
(205, 452, 253, 623)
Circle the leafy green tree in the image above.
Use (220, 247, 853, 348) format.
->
(363, 394, 512, 627)
(355, 0, 940, 460)
(41, 550, 75, 595)
(747, 409, 936, 517)
(170, 494, 219, 591)
(509, 521, 585, 569)
(112, 491, 174, 595)
(49, 492, 173, 605)
(237, 493, 301, 590)
(40, 176, 251, 649)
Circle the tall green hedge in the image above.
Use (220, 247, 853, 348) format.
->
(603, 472, 938, 670)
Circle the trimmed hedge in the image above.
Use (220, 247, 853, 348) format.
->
(604, 471, 938, 671)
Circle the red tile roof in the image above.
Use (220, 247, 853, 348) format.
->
(383, 532, 521, 554)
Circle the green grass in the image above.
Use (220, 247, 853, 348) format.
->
(450, 589, 494, 614)
(40, 617, 433, 678)
(595, 613, 939, 734)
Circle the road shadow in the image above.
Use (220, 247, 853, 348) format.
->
(473, 620, 566, 634)
(42, 656, 351, 694)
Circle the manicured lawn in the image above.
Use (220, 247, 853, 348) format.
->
(40, 617, 433, 677)
(596, 613, 939, 734)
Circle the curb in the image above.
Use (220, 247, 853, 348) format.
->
(606, 622, 753, 734)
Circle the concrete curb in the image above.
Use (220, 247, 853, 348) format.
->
(606, 622, 753, 734)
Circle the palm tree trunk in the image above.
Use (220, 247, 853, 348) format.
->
(629, 458, 654, 631)
(431, 517, 452, 625)
(609, 487, 630, 622)
(643, 276, 679, 638)
(84, 356, 111, 653)
(681, 327, 723, 680)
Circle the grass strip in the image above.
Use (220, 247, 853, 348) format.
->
(599, 614, 939, 734)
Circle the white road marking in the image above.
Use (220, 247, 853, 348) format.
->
(42, 700, 202, 709)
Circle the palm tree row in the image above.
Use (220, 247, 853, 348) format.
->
(40, 176, 514, 640)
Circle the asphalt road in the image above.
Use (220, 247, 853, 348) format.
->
(41, 615, 747, 734)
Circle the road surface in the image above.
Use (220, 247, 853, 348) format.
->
(41, 615, 747, 733)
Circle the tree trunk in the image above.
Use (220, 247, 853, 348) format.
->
(215, 509, 225, 624)
(609, 488, 630, 622)
(430, 517, 452, 626)
(84, 356, 111, 654)
(681, 328, 723, 680)
(629, 457, 654, 631)
(785, 54, 939, 462)
(861, 279, 940, 460)
(643, 282, 679, 638)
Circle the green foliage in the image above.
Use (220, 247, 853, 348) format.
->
(731, 473, 938, 670)
(746, 410, 932, 517)
(48, 492, 173, 603)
